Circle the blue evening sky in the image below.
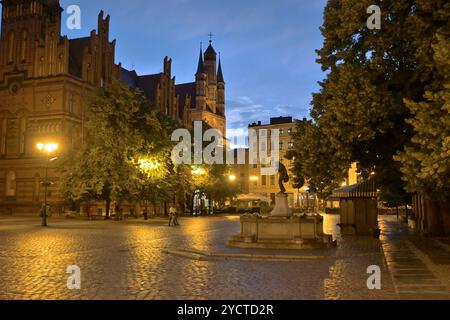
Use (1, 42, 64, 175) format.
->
(22, 1, 329, 140)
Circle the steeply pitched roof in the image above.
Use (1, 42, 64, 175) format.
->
(204, 43, 216, 57)
(175, 82, 196, 113)
(119, 67, 138, 88)
(136, 74, 162, 102)
(68, 37, 91, 78)
(217, 58, 224, 83)
(196, 47, 205, 75)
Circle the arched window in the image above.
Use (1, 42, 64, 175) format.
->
(5, 170, 16, 197)
(7, 31, 15, 63)
(20, 29, 28, 62)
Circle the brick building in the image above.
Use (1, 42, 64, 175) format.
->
(0, 0, 226, 214)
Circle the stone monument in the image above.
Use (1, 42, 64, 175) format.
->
(270, 162, 292, 217)
(227, 163, 335, 249)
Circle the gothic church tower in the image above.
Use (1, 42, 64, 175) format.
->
(189, 40, 226, 136)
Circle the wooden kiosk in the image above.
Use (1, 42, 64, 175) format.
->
(332, 178, 379, 236)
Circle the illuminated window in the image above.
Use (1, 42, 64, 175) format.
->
(270, 175, 275, 186)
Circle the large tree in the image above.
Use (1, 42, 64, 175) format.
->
(395, 31, 450, 235)
(185, 121, 239, 214)
(395, 33, 450, 198)
(290, 0, 449, 207)
(286, 119, 349, 199)
(59, 81, 169, 217)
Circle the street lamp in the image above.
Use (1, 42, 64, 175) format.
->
(36, 142, 59, 227)
(138, 158, 163, 178)
(228, 174, 236, 182)
(191, 166, 206, 176)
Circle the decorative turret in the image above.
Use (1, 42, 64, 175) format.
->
(195, 44, 207, 111)
(196, 44, 205, 76)
(217, 55, 224, 84)
(216, 54, 225, 117)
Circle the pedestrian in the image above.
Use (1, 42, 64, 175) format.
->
(143, 207, 148, 220)
(172, 204, 180, 226)
(168, 205, 177, 226)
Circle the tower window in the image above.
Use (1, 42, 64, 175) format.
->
(20, 29, 28, 62)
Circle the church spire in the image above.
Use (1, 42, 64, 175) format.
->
(196, 42, 205, 75)
(217, 53, 224, 83)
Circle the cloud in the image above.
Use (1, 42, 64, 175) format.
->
(225, 96, 309, 148)
(226, 96, 269, 129)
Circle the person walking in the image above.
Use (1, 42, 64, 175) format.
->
(168, 205, 175, 226)
(169, 204, 180, 226)
(143, 207, 148, 220)
(172, 205, 180, 226)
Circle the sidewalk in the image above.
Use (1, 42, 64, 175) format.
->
(380, 216, 450, 299)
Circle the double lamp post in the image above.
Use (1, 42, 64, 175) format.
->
(36, 142, 59, 227)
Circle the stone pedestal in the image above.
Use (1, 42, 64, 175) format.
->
(227, 192, 335, 249)
(270, 193, 292, 217)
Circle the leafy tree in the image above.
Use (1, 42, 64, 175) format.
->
(290, 0, 448, 206)
(178, 120, 239, 214)
(286, 119, 349, 199)
(59, 81, 168, 217)
(202, 164, 239, 209)
(395, 33, 450, 199)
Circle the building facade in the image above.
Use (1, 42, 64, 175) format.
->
(247, 117, 310, 208)
(0, 0, 226, 214)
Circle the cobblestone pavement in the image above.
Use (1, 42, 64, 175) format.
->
(380, 217, 450, 299)
(0, 214, 447, 300)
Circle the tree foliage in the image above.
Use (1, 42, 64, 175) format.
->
(395, 33, 450, 198)
(290, 0, 449, 203)
(59, 81, 170, 215)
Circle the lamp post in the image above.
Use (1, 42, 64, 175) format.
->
(36, 142, 59, 227)
(191, 166, 207, 215)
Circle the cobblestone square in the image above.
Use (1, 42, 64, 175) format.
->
(0, 214, 448, 300)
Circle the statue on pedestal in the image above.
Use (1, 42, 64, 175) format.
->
(278, 162, 289, 194)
